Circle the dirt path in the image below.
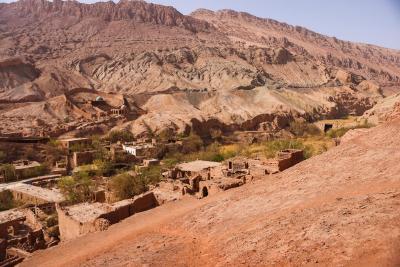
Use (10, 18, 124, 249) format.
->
(22, 190, 231, 267)
(24, 176, 400, 267)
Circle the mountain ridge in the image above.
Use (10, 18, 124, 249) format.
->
(191, 8, 400, 52)
(0, 0, 399, 137)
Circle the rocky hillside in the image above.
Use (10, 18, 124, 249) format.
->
(0, 0, 399, 136)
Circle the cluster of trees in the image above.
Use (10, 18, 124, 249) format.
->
(0, 190, 18, 211)
(58, 164, 163, 203)
(58, 171, 95, 204)
(288, 121, 321, 137)
(107, 130, 135, 143)
(110, 165, 162, 200)
(0, 164, 16, 182)
(110, 173, 147, 200)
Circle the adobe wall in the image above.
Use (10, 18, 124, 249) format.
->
(23, 209, 43, 230)
(56, 205, 90, 241)
(58, 192, 159, 241)
(73, 151, 95, 168)
(102, 206, 130, 225)
(60, 138, 92, 149)
(92, 190, 106, 203)
(277, 150, 304, 171)
(10, 190, 52, 206)
(198, 181, 220, 197)
(131, 192, 158, 213)
(0, 218, 25, 239)
(0, 225, 8, 239)
(0, 238, 6, 262)
(209, 166, 223, 179)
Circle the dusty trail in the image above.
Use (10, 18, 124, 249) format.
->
(23, 192, 228, 267)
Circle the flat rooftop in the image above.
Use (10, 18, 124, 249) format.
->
(13, 161, 41, 170)
(64, 202, 110, 223)
(0, 209, 25, 224)
(10, 184, 65, 203)
(59, 138, 90, 142)
(111, 199, 134, 209)
(123, 144, 154, 149)
(177, 160, 221, 172)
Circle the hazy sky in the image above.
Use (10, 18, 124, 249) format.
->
(1, 0, 399, 49)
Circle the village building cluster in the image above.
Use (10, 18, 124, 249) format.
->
(159, 149, 304, 199)
(0, 127, 306, 265)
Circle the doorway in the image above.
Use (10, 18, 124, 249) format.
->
(202, 187, 209, 198)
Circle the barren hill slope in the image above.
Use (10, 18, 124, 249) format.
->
(24, 115, 400, 266)
(0, 0, 399, 136)
(191, 9, 400, 85)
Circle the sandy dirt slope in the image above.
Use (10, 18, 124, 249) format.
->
(24, 117, 400, 266)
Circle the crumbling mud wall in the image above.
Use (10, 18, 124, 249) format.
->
(57, 192, 159, 241)
(277, 149, 304, 171)
(131, 192, 158, 213)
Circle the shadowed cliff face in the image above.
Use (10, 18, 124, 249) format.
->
(5, 0, 214, 32)
(0, 0, 399, 136)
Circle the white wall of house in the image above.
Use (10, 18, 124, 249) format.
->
(122, 145, 137, 156)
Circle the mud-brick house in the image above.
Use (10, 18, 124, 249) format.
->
(59, 138, 92, 150)
(57, 192, 158, 241)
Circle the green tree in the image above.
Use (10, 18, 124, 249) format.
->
(262, 139, 314, 159)
(182, 133, 203, 154)
(58, 172, 94, 204)
(91, 136, 109, 161)
(139, 166, 162, 185)
(0, 150, 6, 163)
(110, 173, 147, 200)
(326, 121, 374, 139)
(158, 128, 174, 142)
(108, 130, 134, 143)
(93, 159, 113, 177)
(0, 190, 17, 211)
(288, 121, 321, 137)
(0, 164, 16, 182)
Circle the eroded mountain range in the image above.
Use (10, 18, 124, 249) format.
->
(1, 0, 400, 137)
